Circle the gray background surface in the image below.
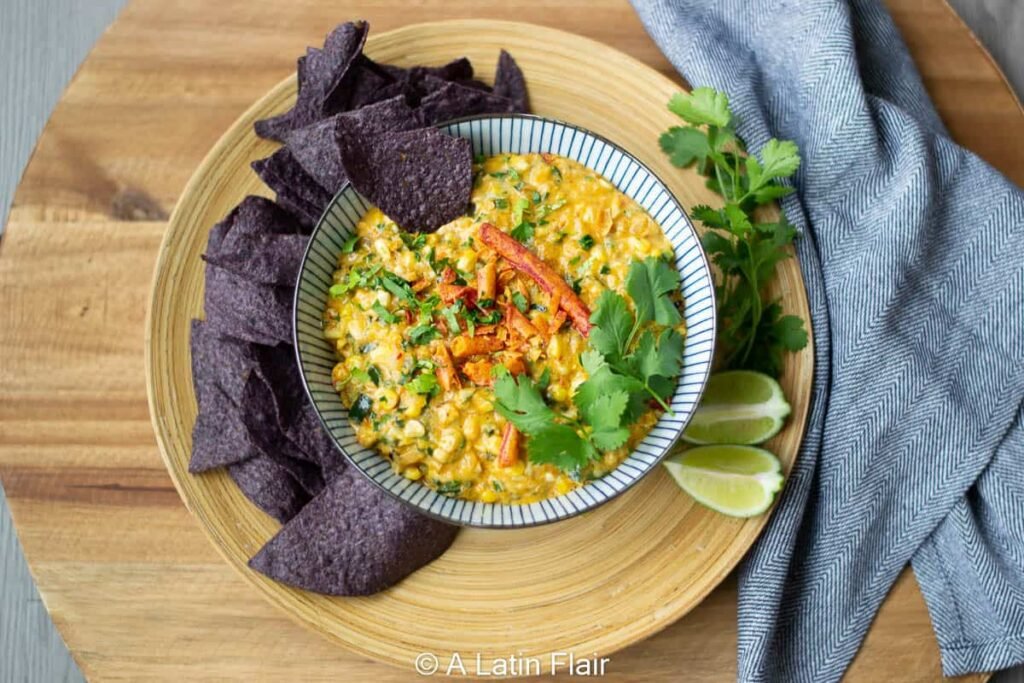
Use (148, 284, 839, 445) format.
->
(0, 1, 1021, 680)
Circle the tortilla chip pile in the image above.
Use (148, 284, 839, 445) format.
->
(189, 20, 530, 596)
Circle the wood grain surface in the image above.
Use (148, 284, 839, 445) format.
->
(1, 0, 1021, 680)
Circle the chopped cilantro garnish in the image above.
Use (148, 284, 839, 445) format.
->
(372, 302, 399, 324)
(493, 197, 508, 209)
(511, 221, 535, 243)
(512, 197, 530, 226)
(399, 232, 426, 251)
(440, 303, 461, 335)
(408, 371, 439, 396)
(434, 480, 465, 496)
(579, 235, 595, 250)
(408, 324, 440, 346)
(379, 271, 416, 304)
(341, 234, 359, 253)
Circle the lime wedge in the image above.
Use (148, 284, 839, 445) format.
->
(683, 370, 791, 445)
(663, 445, 783, 517)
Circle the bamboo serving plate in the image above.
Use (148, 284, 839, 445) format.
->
(146, 19, 814, 675)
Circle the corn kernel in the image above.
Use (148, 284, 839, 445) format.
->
(331, 363, 349, 386)
(438, 428, 460, 454)
(555, 479, 573, 495)
(378, 388, 399, 411)
(462, 414, 481, 441)
(456, 248, 477, 272)
(480, 489, 498, 503)
(403, 393, 427, 418)
(404, 420, 426, 439)
(436, 403, 457, 426)
(403, 468, 423, 481)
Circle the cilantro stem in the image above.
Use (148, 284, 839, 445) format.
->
(644, 382, 674, 415)
(713, 152, 730, 201)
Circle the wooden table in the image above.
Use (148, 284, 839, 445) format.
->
(1, 0, 1020, 680)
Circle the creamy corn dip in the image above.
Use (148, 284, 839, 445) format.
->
(323, 153, 682, 504)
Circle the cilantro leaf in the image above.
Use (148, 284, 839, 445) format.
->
(668, 87, 731, 128)
(754, 139, 801, 185)
(494, 373, 557, 435)
(691, 204, 729, 229)
(582, 391, 631, 452)
(626, 258, 683, 327)
(744, 304, 809, 377)
(527, 423, 596, 471)
(510, 221, 535, 243)
(659, 126, 711, 169)
(588, 291, 634, 365)
(575, 350, 648, 424)
(629, 329, 684, 380)
(723, 203, 753, 235)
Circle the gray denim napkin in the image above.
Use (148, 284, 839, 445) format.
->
(629, 0, 1024, 679)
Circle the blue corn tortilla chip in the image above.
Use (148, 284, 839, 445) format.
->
(333, 55, 398, 111)
(251, 148, 332, 228)
(203, 263, 293, 346)
(189, 320, 262, 472)
(339, 127, 472, 232)
(190, 319, 256, 406)
(249, 468, 458, 595)
(229, 454, 311, 523)
(240, 371, 325, 497)
(249, 344, 343, 473)
(416, 77, 518, 125)
(203, 197, 309, 286)
(282, 96, 422, 195)
(493, 50, 529, 113)
(381, 56, 475, 85)
(291, 402, 347, 478)
(191, 387, 262, 473)
(255, 22, 369, 140)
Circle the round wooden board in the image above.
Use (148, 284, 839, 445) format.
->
(147, 20, 812, 674)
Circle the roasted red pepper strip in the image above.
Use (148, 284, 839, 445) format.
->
(497, 423, 521, 468)
(478, 223, 592, 336)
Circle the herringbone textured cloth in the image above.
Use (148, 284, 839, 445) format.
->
(629, 0, 1024, 679)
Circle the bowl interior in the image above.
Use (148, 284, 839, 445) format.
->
(294, 115, 715, 527)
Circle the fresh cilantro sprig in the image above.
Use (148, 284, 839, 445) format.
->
(660, 87, 808, 376)
(493, 257, 686, 473)
(585, 257, 684, 413)
(494, 370, 598, 472)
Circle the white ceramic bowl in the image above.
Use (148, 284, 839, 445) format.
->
(294, 114, 716, 527)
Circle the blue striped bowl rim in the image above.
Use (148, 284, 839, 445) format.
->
(294, 114, 716, 528)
